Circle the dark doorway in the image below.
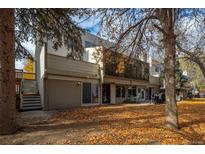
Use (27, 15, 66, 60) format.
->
(148, 87, 152, 100)
(102, 84, 110, 104)
(83, 82, 91, 104)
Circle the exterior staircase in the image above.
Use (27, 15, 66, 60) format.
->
(20, 79, 42, 111)
(15, 70, 42, 111)
(20, 94, 42, 111)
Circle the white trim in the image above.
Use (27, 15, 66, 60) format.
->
(141, 88, 146, 101)
(81, 103, 100, 107)
(80, 81, 83, 106)
(104, 76, 149, 86)
(48, 74, 99, 83)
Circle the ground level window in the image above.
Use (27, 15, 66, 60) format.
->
(116, 86, 121, 97)
(132, 86, 137, 97)
(92, 84, 99, 104)
(83, 82, 99, 104)
(121, 86, 125, 97)
(116, 85, 125, 97)
(128, 87, 132, 97)
(82, 82, 91, 104)
(141, 89, 145, 100)
(138, 88, 141, 93)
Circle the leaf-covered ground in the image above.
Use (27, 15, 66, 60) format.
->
(1, 98, 205, 144)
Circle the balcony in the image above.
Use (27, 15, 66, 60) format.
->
(104, 53, 149, 81)
(149, 75, 160, 86)
(47, 54, 99, 79)
(15, 69, 36, 81)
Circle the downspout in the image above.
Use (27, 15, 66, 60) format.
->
(44, 42, 48, 110)
(98, 62, 104, 105)
(34, 40, 38, 81)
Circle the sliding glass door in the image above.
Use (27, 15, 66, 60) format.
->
(82, 83, 91, 104)
(82, 82, 99, 104)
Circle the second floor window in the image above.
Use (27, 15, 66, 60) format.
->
(155, 66, 160, 73)
(85, 41, 95, 48)
(82, 50, 89, 62)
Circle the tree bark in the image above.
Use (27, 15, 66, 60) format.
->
(161, 9, 179, 129)
(0, 9, 17, 134)
(164, 36, 179, 129)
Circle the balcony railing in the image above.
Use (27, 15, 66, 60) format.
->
(104, 53, 149, 81)
(149, 75, 160, 85)
(15, 69, 36, 80)
(15, 69, 23, 80)
(21, 79, 38, 94)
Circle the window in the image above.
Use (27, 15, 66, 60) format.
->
(128, 87, 132, 97)
(132, 86, 136, 97)
(121, 86, 125, 97)
(82, 83, 91, 104)
(155, 66, 160, 72)
(116, 86, 126, 97)
(116, 86, 121, 97)
(92, 84, 99, 104)
(85, 41, 95, 48)
(82, 50, 89, 62)
(141, 90, 145, 99)
(83, 82, 99, 104)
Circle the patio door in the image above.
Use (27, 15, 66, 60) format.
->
(82, 83, 91, 104)
(148, 87, 152, 100)
(141, 89, 145, 100)
(102, 84, 110, 104)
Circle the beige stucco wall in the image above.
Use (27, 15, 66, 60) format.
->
(46, 79, 81, 110)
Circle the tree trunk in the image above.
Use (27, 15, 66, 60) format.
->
(164, 37, 179, 129)
(161, 9, 179, 129)
(0, 9, 17, 134)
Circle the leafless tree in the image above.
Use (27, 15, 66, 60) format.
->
(95, 8, 205, 129)
(175, 11, 205, 78)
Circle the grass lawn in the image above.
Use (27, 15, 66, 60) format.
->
(1, 98, 205, 144)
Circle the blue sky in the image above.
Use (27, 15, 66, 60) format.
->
(15, 16, 99, 69)
(76, 15, 100, 35)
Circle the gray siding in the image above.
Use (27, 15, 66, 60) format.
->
(47, 79, 81, 110)
(149, 75, 160, 86)
(47, 54, 99, 79)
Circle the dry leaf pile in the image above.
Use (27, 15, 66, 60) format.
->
(1, 98, 205, 144)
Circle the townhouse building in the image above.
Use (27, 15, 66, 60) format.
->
(19, 32, 161, 110)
